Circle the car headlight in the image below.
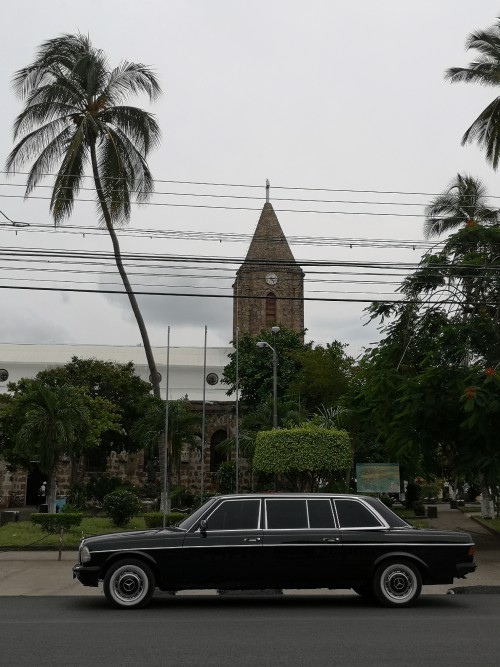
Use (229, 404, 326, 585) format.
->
(80, 544, 91, 564)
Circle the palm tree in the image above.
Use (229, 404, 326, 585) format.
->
(5, 34, 162, 399)
(131, 396, 199, 511)
(424, 174, 498, 239)
(15, 383, 91, 512)
(446, 18, 500, 168)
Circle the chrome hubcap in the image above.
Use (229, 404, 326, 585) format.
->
(113, 569, 145, 602)
(384, 568, 414, 600)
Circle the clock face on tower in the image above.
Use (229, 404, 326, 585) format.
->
(265, 272, 278, 286)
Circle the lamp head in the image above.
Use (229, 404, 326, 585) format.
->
(271, 326, 280, 334)
(256, 341, 267, 348)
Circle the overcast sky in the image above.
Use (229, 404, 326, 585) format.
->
(2, 1, 500, 358)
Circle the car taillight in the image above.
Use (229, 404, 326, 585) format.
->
(468, 546, 476, 557)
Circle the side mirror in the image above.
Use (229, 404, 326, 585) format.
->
(199, 519, 207, 535)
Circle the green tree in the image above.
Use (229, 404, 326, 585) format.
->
(288, 341, 356, 413)
(5, 34, 162, 398)
(14, 383, 91, 512)
(446, 17, 500, 169)
(353, 177, 500, 514)
(35, 356, 153, 454)
(423, 174, 498, 239)
(222, 327, 311, 410)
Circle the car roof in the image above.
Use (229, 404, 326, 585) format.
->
(213, 493, 373, 501)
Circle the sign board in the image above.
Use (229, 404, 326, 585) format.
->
(356, 463, 400, 494)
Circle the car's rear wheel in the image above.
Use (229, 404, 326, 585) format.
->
(372, 560, 422, 607)
(103, 559, 155, 609)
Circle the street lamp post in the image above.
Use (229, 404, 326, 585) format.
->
(256, 326, 280, 428)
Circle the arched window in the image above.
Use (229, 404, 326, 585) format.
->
(265, 291, 277, 325)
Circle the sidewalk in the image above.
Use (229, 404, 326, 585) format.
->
(0, 504, 498, 597)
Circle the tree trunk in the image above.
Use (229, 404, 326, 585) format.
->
(89, 144, 160, 399)
(47, 475, 57, 514)
(479, 473, 494, 519)
(89, 142, 165, 506)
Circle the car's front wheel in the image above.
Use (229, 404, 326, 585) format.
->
(372, 560, 422, 607)
(103, 559, 155, 609)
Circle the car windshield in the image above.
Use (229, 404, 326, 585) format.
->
(363, 497, 410, 528)
(176, 498, 219, 531)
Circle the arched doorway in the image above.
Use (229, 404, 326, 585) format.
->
(26, 463, 46, 506)
(210, 429, 228, 473)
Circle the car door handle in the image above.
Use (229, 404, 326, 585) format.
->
(322, 537, 340, 543)
(244, 537, 261, 543)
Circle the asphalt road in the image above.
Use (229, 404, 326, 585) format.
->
(1, 594, 500, 666)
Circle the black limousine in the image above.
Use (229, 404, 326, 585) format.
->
(73, 494, 476, 609)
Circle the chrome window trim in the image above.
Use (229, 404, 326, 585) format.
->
(88, 541, 469, 556)
(334, 498, 387, 529)
(264, 498, 309, 530)
(264, 498, 338, 530)
(307, 498, 337, 529)
(201, 498, 261, 531)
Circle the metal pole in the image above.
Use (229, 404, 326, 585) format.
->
(162, 326, 170, 528)
(200, 325, 207, 505)
(235, 326, 239, 493)
(272, 345, 278, 429)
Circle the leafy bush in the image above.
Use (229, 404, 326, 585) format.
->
(143, 512, 187, 528)
(103, 490, 141, 527)
(85, 476, 123, 503)
(379, 494, 394, 508)
(216, 461, 236, 494)
(31, 512, 83, 533)
(171, 486, 195, 508)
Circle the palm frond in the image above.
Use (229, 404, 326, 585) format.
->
(461, 97, 500, 169)
(104, 61, 161, 105)
(50, 127, 89, 222)
(6, 118, 72, 176)
(100, 106, 161, 154)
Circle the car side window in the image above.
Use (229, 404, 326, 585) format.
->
(205, 499, 260, 530)
(335, 499, 383, 528)
(307, 499, 336, 528)
(266, 500, 308, 529)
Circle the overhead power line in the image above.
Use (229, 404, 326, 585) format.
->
(1, 282, 499, 308)
(3, 171, 500, 200)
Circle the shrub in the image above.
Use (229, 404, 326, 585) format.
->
(31, 512, 83, 533)
(253, 428, 352, 491)
(103, 490, 141, 527)
(216, 461, 236, 494)
(143, 512, 187, 529)
(85, 476, 123, 503)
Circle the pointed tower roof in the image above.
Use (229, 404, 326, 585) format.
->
(242, 202, 298, 264)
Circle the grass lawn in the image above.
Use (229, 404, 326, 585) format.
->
(472, 516, 500, 532)
(0, 516, 148, 549)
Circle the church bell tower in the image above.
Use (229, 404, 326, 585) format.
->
(233, 182, 304, 339)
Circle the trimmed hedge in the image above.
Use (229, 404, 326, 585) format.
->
(253, 427, 351, 474)
(31, 512, 83, 533)
(144, 512, 187, 528)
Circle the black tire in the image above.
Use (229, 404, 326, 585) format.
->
(372, 559, 422, 608)
(103, 559, 155, 609)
